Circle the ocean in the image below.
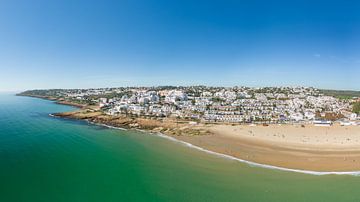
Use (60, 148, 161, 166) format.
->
(1, 93, 360, 202)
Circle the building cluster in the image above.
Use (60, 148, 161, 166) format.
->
(30, 86, 359, 124)
(90, 86, 358, 124)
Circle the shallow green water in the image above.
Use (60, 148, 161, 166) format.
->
(1, 94, 360, 202)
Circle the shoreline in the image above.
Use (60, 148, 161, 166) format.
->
(55, 115, 360, 176)
(173, 124, 360, 172)
(52, 111, 360, 174)
(154, 132, 360, 176)
(26, 95, 360, 174)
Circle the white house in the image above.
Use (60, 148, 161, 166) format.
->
(350, 113, 358, 121)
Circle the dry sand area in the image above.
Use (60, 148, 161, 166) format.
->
(175, 124, 360, 171)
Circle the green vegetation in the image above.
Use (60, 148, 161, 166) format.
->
(320, 89, 360, 99)
(17, 89, 64, 97)
(353, 102, 360, 114)
(191, 99, 196, 105)
(211, 97, 225, 102)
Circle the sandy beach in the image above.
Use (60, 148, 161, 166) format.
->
(174, 124, 360, 172)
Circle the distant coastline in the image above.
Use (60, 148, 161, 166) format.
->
(17, 94, 87, 108)
(18, 93, 360, 172)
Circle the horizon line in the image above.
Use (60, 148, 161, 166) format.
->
(10, 85, 360, 92)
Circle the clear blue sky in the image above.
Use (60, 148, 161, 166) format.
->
(0, 0, 359, 91)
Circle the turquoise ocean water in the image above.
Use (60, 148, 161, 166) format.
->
(1, 93, 360, 202)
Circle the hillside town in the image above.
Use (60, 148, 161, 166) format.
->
(20, 86, 360, 125)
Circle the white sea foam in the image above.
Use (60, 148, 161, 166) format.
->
(154, 132, 360, 176)
(92, 122, 128, 131)
(49, 113, 128, 131)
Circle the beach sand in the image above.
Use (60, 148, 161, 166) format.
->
(173, 124, 360, 171)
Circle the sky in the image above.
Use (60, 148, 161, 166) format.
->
(0, 0, 359, 91)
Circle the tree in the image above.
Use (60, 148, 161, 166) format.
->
(211, 97, 224, 102)
(353, 102, 360, 114)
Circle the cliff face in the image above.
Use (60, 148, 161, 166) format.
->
(53, 109, 210, 136)
(18, 93, 210, 136)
